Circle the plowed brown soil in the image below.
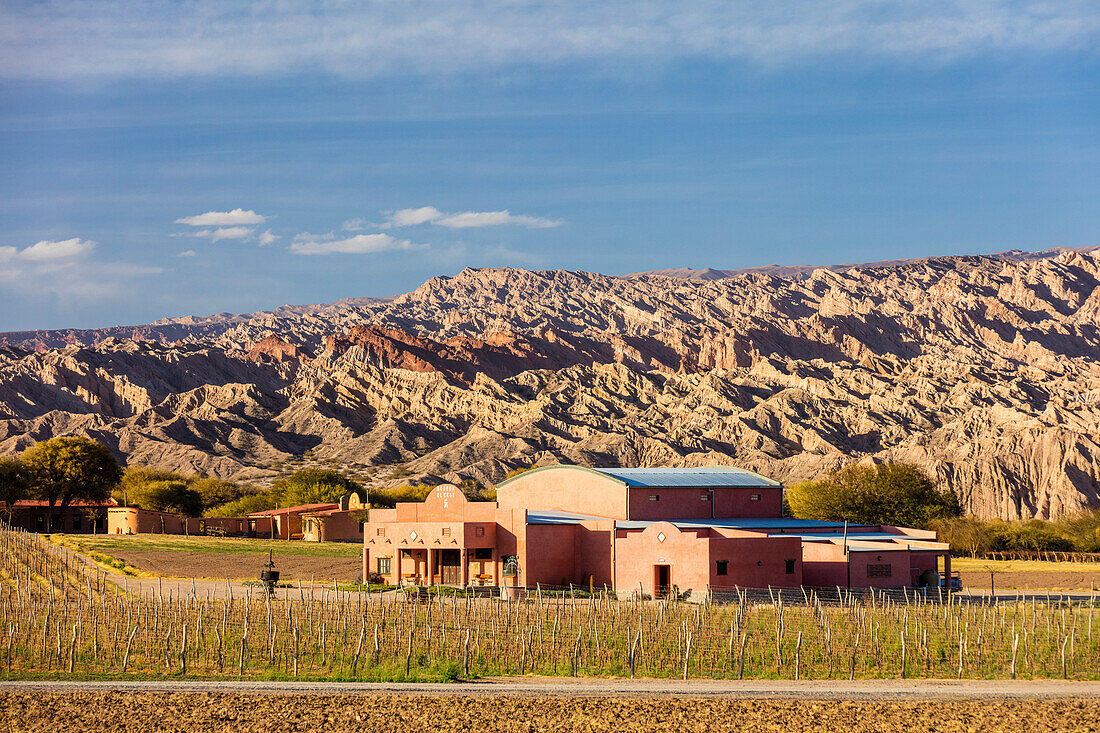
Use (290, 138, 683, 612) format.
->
(2, 693, 1097, 732)
(110, 550, 361, 581)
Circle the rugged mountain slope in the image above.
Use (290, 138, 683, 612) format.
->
(2, 249, 1100, 519)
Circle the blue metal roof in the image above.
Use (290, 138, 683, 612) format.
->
(592, 467, 780, 488)
(527, 510, 607, 525)
(613, 517, 859, 531)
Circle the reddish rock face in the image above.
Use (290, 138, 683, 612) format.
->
(2, 247, 1100, 520)
(248, 336, 308, 363)
(323, 326, 572, 384)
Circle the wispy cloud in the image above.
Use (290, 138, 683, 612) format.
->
(257, 230, 279, 246)
(175, 209, 267, 227)
(1, 2, 1096, 80)
(184, 226, 255, 242)
(0, 237, 162, 302)
(379, 206, 562, 229)
(15, 237, 96, 261)
(436, 210, 562, 229)
(288, 232, 427, 256)
(177, 249, 197, 257)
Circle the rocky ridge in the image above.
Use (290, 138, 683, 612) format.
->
(1, 248, 1099, 519)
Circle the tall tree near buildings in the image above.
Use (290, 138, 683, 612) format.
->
(0, 457, 29, 522)
(21, 437, 122, 529)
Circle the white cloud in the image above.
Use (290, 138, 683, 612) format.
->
(177, 249, 197, 257)
(187, 226, 254, 242)
(288, 232, 427, 256)
(1, 2, 1096, 80)
(0, 237, 162, 303)
(435, 210, 562, 229)
(175, 208, 267, 227)
(17, 238, 95, 261)
(342, 218, 368, 232)
(379, 206, 562, 229)
(257, 229, 279, 246)
(386, 207, 445, 228)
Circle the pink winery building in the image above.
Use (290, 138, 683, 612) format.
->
(363, 465, 952, 598)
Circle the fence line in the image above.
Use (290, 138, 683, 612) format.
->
(0, 524, 1096, 681)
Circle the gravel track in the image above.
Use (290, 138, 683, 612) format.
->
(1, 686, 1098, 733)
(3, 678, 1100, 698)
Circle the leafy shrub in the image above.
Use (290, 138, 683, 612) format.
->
(787, 463, 961, 528)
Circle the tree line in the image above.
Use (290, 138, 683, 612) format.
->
(0, 436, 494, 526)
(785, 462, 1100, 555)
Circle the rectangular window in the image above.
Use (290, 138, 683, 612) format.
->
(475, 526, 485, 537)
(716, 560, 728, 576)
(376, 527, 385, 536)
(700, 494, 710, 502)
(473, 548, 492, 560)
(442, 527, 451, 537)
(867, 564, 892, 578)
(377, 557, 392, 575)
(750, 494, 761, 501)
(648, 495, 660, 501)
(785, 559, 796, 574)
(72, 514, 82, 531)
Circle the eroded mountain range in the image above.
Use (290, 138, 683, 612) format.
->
(2, 248, 1099, 520)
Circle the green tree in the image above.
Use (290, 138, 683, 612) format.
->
(787, 463, 960, 528)
(204, 492, 279, 518)
(116, 465, 187, 507)
(127, 479, 203, 516)
(0, 457, 30, 522)
(190, 477, 259, 511)
(273, 468, 361, 507)
(21, 438, 122, 526)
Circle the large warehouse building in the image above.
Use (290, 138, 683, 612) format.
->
(363, 465, 951, 598)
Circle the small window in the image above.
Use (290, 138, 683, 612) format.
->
(785, 559, 796, 574)
(716, 560, 728, 576)
(377, 557, 392, 575)
(72, 514, 82, 531)
(867, 563, 892, 578)
(473, 548, 492, 560)
(442, 527, 451, 537)
(475, 526, 485, 537)
(700, 494, 710, 502)
(376, 527, 385, 536)
(648, 494, 660, 502)
(750, 494, 761, 501)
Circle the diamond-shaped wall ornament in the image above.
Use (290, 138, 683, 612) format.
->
(656, 531, 666, 543)
(410, 530, 418, 541)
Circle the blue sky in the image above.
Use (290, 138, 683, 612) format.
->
(1, 2, 1098, 331)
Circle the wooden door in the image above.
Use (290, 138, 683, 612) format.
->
(655, 565, 671, 598)
(440, 549, 462, 585)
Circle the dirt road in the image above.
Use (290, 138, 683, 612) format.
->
(4, 678, 1099, 698)
(2, 682, 1098, 733)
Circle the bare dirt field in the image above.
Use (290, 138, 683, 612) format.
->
(2, 691, 1097, 732)
(953, 559, 1100, 591)
(105, 549, 362, 581)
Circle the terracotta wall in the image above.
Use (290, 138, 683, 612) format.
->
(107, 507, 187, 535)
(497, 467, 628, 518)
(615, 523, 803, 597)
(801, 542, 915, 589)
(625, 487, 783, 520)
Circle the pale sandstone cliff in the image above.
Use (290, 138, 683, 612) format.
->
(1, 249, 1098, 519)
